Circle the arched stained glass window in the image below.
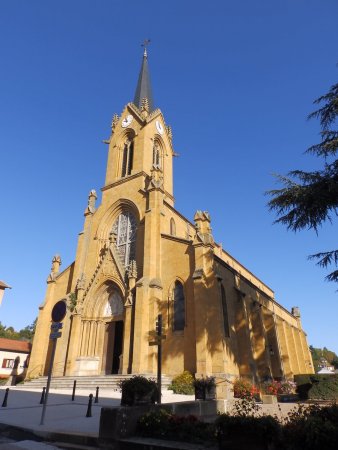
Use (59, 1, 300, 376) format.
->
(173, 281, 185, 331)
(221, 284, 230, 337)
(122, 139, 134, 177)
(170, 218, 176, 236)
(112, 211, 137, 268)
(152, 142, 161, 169)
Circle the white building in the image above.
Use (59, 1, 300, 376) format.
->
(0, 338, 31, 379)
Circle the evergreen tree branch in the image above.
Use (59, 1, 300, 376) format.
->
(267, 77, 338, 283)
(306, 131, 338, 157)
(308, 83, 338, 129)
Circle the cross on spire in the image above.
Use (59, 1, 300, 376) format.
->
(141, 39, 151, 57)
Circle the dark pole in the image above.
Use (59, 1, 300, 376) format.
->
(86, 393, 93, 417)
(71, 380, 76, 401)
(1, 388, 9, 407)
(39, 387, 46, 404)
(40, 337, 57, 425)
(95, 386, 99, 403)
(157, 314, 162, 404)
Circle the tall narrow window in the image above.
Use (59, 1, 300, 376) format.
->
(221, 284, 230, 337)
(121, 139, 134, 177)
(152, 142, 161, 169)
(170, 218, 176, 236)
(112, 211, 137, 268)
(173, 281, 185, 331)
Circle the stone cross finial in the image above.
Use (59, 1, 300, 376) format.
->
(76, 273, 86, 291)
(51, 255, 61, 274)
(194, 211, 214, 245)
(111, 114, 119, 133)
(141, 97, 150, 118)
(88, 189, 97, 211)
(128, 260, 138, 279)
(166, 125, 173, 142)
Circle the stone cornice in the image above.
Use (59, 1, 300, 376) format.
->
(102, 172, 175, 204)
(161, 233, 191, 245)
(101, 172, 148, 192)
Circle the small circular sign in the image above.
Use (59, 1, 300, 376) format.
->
(51, 300, 67, 322)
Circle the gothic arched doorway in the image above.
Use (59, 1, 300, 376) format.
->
(101, 289, 124, 374)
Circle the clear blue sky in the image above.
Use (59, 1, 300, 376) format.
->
(0, 1, 337, 353)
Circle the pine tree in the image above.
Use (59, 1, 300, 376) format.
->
(267, 81, 338, 283)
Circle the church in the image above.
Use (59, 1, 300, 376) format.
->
(27, 49, 314, 391)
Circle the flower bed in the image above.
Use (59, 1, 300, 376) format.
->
(233, 378, 260, 400)
(135, 398, 338, 450)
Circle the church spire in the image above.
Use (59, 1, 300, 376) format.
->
(133, 41, 154, 112)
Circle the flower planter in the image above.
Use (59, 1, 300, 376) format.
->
(205, 385, 216, 400)
(194, 376, 216, 401)
(277, 393, 298, 403)
(195, 384, 216, 400)
(119, 376, 158, 406)
(121, 389, 156, 406)
(261, 394, 277, 404)
(195, 385, 206, 400)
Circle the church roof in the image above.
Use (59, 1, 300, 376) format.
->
(133, 49, 154, 112)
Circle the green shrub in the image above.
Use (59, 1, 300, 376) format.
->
(295, 374, 338, 400)
(168, 371, 194, 395)
(308, 374, 338, 400)
(283, 403, 338, 450)
(119, 376, 158, 406)
(216, 414, 281, 445)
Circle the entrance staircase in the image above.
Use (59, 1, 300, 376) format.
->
(19, 374, 172, 391)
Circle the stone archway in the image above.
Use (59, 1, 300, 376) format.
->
(101, 288, 125, 374)
(74, 282, 125, 376)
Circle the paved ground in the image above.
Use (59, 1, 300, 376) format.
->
(0, 386, 300, 449)
(0, 386, 195, 448)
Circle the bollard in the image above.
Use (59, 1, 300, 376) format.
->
(40, 387, 46, 404)
(86, 393, 93, 417)
(1, 388, 9, 407)
(95, 386, 99, 403)
(71, 380, 76, 401)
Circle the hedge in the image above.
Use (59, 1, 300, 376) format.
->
(294, 374, 338, 400)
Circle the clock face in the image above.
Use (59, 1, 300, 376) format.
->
(155, 120, 164, 135)
(122, 115, 133, 128)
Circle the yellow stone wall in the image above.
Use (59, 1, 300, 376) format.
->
(27, 102, 314, 383)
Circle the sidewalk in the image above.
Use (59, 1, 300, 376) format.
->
(0, 386, 298, 449)
(0, 386, 195, 447)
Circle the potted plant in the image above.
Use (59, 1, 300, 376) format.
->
(261, 380, 279, 404)
(119, 376, 158, 406)
(277, 380, 297, 402)
(233, 378, 260, 401)
(194, 376, 216, 400)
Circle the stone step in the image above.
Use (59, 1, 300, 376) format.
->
(21, 375, 172, 390)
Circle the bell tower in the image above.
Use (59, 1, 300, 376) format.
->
(104, 48, 175, 206)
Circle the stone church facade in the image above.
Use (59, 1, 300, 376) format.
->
(27, 50, 313, 387)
